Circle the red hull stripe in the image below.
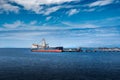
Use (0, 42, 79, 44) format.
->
(32, 50, 62, 52)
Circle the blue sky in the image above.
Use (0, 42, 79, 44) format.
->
(0, 0, 120, 48)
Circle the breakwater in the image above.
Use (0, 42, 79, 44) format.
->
(81, 47, 120, 52)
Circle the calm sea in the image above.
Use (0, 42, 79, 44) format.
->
(0, 48, 120, 80)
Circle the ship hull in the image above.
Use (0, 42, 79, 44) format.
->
(31, 49, 62, 52)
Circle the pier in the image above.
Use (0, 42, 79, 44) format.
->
(82, 47, 120, 52)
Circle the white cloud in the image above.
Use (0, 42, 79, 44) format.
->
(3, 21, 23, 29)
(0, 0, 118, 15)
(0, 0, 19, 13)
(11, 0, 74, 5)
(83, 8, 96, 12)
(46, 16, 52, 21)
(82, 16, 120, 26)
(62, 22, 99, 28)
(10, 0, 43, 14)
(1, 20, 120, 47)
(10, 0, 77, 14)
(0, 31, 49, 40)
(2, 22, 35, 30)
(95, 33, 119, 37)
(105, 16, 120, 21)
(0, 0, 79, 14)
(40, 6, 61, 15)
(88, 0, 114, 7)
(3, 20, 39, 29)
(115, 0, 120, 3)
(67, 9, 79, 16)
(30, 21, 37, 25)
(2, 20, 67, 30)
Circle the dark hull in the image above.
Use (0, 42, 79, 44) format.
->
(31, 49, 62, 52)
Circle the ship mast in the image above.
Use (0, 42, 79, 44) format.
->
(41, 38, 48, 48)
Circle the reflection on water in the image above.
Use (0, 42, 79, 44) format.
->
(0, 48, 120, 80)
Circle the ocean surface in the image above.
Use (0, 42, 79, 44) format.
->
(0, 48, 120, 80)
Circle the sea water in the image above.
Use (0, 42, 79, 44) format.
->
(0, 48, 120, 80)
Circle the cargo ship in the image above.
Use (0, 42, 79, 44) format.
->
(31, 39, 63, 52)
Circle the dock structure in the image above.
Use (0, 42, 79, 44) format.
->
(81, 47, 120, 52)
(63, 48, 83, 52)
(96, 48, 120, 52)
